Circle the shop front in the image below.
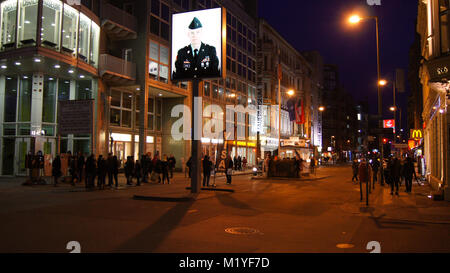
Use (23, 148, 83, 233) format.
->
(279, 137, 312, 160)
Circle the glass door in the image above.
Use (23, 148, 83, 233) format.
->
(16, 138, 31, 175)
(2, 138, 16, 175)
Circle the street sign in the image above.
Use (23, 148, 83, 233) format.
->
(383, 119, 395, 129)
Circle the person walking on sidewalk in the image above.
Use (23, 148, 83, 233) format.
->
(52, 155, 62, 187)
(310, 157, 316, 175)
(77, 152, 85, 184)
(141, 154, 148, 183)
(390, 157, 401, 195)
(153, 154, 162, 183)
(124, 156, 134, 186)
(85, 154, 96, 189)
(97, 155, 107, 190)
(403, 157, 417, 193)
(358, 158, 372, 201)
(161, 155, 170, 184)
(202, 155, 212, 187)
(134, 159, 142, 186)
(168, 154, 176, 179)
(371, 158, 380, 186)
(352, 159, 359, 182)
(226, 155, 234, 184)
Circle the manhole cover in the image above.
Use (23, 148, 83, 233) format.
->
(336, 243, 355, 249)
(225, 227, 261, 235)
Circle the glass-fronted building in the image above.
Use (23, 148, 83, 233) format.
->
(0, 0, 100, 175)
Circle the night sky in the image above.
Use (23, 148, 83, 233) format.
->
(259, 0, 419, 130)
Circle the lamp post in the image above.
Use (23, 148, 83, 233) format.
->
(349, 14, 384, 184)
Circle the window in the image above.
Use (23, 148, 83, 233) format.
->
(78, 13, 91, 61)
(62, 3, 78, 55)
(110, 90, 133, 128)
(4, 76, 17, 122)
(17, 0, 38, 47)
(149, 40, 169, 83)
(89, 22, 100, 67)
(204, 82, 211, 97)
(43, 76, 57, 123)
(0, 0, 18, 50)
(18, 75, 32, 122)
(41, 0, 62, 50)
(76, 80, 92, 100)
(148, 97, 154, 131)
(440, 0, 450, 53)
(58, 79, 70, 101)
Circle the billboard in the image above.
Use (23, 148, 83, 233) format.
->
(58, 100, 94, 135)
(383, 119, 395, 129)
(171, 8, 226, 81)
(410, 129, 423, 140)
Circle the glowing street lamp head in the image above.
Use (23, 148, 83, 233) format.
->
(349, 15, 362, 24)
(378, 79, 387, 86)
(287, 89, 295, 96)
(318, 106, 325, 112)
(390, 106, 396, 112)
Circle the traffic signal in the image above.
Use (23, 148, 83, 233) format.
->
(383, 138, 388, 144)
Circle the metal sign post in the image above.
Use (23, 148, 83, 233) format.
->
(191, 79, 202, 193)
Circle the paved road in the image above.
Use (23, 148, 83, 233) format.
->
(0, 165, 448, 253)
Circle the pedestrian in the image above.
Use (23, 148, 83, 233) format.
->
(147, 152, 153, 177)
(233, 156, 238, 171)
(371, 158, 380, 186)
(186, 156, 192, 178)
(69, 153, 78, 185)
(390, 157, 401, 196)
(352, 159, 359, 182)
(124, 156, 134, 185)
(202, 155, 212, 187)
(242, 157, 247, 170)
(135, 159, 142, 186)
(403, 157, 417, 193)
(97, 155, 106, 189)
(77, 152, 85, 184)
(106, 153, 114, 187)
(310, 157, 316, 175)
(52, 155, 62, 187)
(168, 154, 176, 178)
(161, 155, 170, 184)
(358, 158, 372, 201)
(112, 155, 119, 188)
(226, 155, 234, 184)
(153, 154, 162, 183)
(237, 156, 242, 171)
(85, 154, 96, 189)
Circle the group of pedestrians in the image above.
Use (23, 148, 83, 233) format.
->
(352, 155, 418, 197)
(51, 151, 177, 189)
(233, 156, 247, 171)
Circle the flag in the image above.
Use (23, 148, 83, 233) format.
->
(287, 97, 297, 121)
(295, 99, 305, 124)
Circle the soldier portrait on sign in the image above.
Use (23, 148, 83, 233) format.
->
(171, 8, 224, 81)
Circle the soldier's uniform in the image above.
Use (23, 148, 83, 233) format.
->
(172, 17, 220, 80)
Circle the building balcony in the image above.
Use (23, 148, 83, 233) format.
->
(100, 2, 137, 40)
(99, 54, 136, 86)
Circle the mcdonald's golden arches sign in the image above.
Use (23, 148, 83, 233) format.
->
(410, 129, 423, 140)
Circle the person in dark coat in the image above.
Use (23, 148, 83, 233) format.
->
(161, 155, 170, 184)
(371, 158, 380, 187)
(97, 155, 107, 190)
(352, 159, 359, 182)
(52, 155, 62, 187)
(226, 155, 234, 184)
(77, 153, 85, 184)
(202, 155, 212, 187)
(168, 154, 176, 179)
(172, 17, 220, 80)
(153, 154, 162, 183)
(85, 154, 96, 189)
(237, 156, 242, 171)
(69, 153, 78, 185)
(403, 157, 417, 193)
(141, 155, 148, 183)
(134, 159, 142, 186)
(390, 157, 401, 195)
(124, 156, 134, 186)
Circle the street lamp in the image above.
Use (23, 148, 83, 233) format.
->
(378, 79, 387, 86)
(318, 106, 325, 112)
(348, 13, 384, 185)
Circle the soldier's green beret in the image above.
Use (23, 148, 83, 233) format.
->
(189, 17, 203, 29)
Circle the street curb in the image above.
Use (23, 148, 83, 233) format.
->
(185, 187, 235, 193)
(133, 195, 194, 202)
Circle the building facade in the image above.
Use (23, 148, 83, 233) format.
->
(257, 19, 314, 160)
(417, 0, 449, 195)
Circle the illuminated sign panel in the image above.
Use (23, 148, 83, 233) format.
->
(383, 119, 395, 129)
(171, 8, 226, 81)
(410, 129, 423, 140)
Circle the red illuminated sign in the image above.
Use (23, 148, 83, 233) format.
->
(383, 119, 395, 129)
